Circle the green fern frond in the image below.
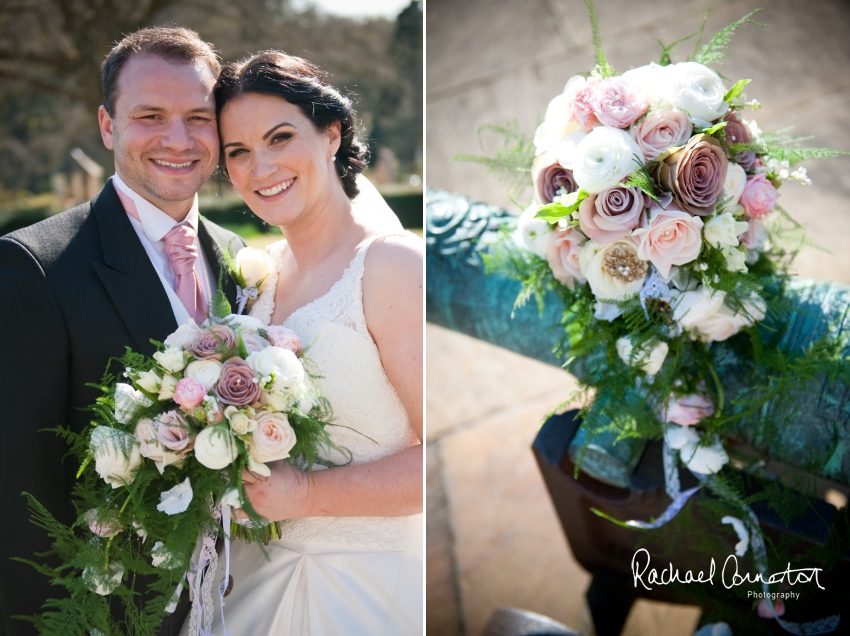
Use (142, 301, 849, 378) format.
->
(584, 0, 616, 77)
(691, 10, 765, 66)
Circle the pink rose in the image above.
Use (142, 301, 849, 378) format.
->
(663, 393, 715, 426)
(545, 227, 586, 288)
(264, 325, 303, 355)
(215, 358, 262, 406)
(723, 112, 755, 171)
(740, 173, 777, 219)
(738, 217, 765, 250)
(250, 411, 297, 463)
(156, 410, 194, 453)
(590, 77, 648, 128)
(85, 509, 123, 537)
(172, 377, 207, 411)
(578, 185, 648, 244)
(531, 150, 578, 205)
(629, 109, 693, 162)
(657, 134, 728, 216)
(191, 324, 237, 361)
(632, 203, 704, 278)
(572, 78, 601, 131)
(757, 598, 785, 618)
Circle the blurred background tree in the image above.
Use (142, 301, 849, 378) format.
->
(0, 0, 423, 235)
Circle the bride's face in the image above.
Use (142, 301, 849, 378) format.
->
(219, 93, 342, 227)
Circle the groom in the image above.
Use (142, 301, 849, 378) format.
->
(0, 27, 243, 635)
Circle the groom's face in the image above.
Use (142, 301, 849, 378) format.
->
(98, 55, 219, 217)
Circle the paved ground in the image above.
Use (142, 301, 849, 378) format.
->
(426, 1, 850, 634)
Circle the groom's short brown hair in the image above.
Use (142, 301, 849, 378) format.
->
(101, 26, 221, 116)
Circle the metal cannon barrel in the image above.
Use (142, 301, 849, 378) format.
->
(426, 189, 850, 488)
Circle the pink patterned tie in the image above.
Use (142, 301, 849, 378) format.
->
(163, 224, 207, 324)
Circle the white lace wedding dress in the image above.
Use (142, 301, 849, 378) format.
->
(196, 234, 423, 636)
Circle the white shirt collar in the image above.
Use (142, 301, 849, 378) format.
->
(112, 173, 199, 243)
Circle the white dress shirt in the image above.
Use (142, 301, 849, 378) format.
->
(111, 174, 215, 326)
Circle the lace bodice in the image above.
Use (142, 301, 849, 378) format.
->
(249, 235, 420, 551)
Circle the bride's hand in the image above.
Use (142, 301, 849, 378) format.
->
(232, 460, 310, 521)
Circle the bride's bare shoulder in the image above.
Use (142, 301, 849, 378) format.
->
(362, 232, 423, 286)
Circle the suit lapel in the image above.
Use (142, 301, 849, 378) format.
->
(92, 182, 177, 357)
(198, 217, 240, 310)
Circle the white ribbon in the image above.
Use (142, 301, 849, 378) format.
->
(235, 286, 259, 316)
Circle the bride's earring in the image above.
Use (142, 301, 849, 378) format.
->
(332, 155, 337, 161)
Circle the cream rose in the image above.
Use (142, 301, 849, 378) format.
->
(153, 347, 188, 374)
(184, 359, 223, 390)
(235, 247, 273, 289)
(194, 425, 239, 470)
(579, 239, 648, 300)
(670, 62, 728, 128)
(533, 80, 583, 155)
(250, 411, 298, 463)
(164, 319, 202, 349)
(227, 314, 266, 334)
(616, 337, 669, 375)
(135, 369, 161, 393)
(673, 287, 765, 342)
(721, 163, 748, 211)
(703, 212, 749, 249)
(224, 405, 258, 435)
(90, 426, 143, 489)
(572, 126, 644, 194)
(158, 375, 178, 401)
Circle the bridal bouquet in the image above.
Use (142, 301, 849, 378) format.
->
(20, 282, 341, 635)
(472, 3, 847, 634)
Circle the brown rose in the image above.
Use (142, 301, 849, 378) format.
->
(215, 358, 262, 406)
(723, 112, 755, 171)
(531, 150, 578, 204)
(657, 133, 728, 216)
(191, 325, 237, 360)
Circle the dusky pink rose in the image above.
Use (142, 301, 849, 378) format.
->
(632, 203, 704, 278)
(590, 77, 649, 128)
(250, 411, 297, 463)
(172, 377, 207, 411)
(531, 150, 579, 204)
(215, 358, 262, 406)
(579, 185, 648, 244)
(572, 78, 601, 131)
(740, 173, 777, 219)
(723, 112, 755, 171)
(85, 509, 123, 537)
(545, 227, 586, 288)
(657, 134, 728, 216)
(156, 411, 194, 453)
(191, 324, 237, 360)
(264, 325, 303, 355)
(629, 109, 693, 162)
(663, 393, 715, 426)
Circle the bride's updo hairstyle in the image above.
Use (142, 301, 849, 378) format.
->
(215, 51, 368, 199)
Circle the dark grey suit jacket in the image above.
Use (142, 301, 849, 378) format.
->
(0, 181, 245, 636)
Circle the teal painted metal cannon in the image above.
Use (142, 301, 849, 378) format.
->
(426, 188, 850, 489)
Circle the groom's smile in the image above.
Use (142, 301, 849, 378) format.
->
(98, 55, 219, 220)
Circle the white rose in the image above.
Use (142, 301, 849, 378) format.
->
(224, 405, 257, 435)
(517, 204, 553, 257)
(152, 347, 188, 374)
(593, 301, 624, 322)
(261, 389, 292, 412)
(573, 126, 644, 193)
(227, 314, 266, 334)
(616, 337, 669, 375)
(90, 426, 143, 489)
(722, 246, 748, 272)
(83, 563, 124, 595)
(550, 128, 588, 171)
(250, 411, 297, 464)
(703, 212, 749, 249)
(135, 370, 161, 393)
(721, 163, 747, 211)
(193, 426, 239, 470)
(246, 347, 305, 392)
(532, 78, 584, 155)
(156, 477, 193, 515)
(158, 375, 178, 401)
(621, 63, 675, 105)
(184, 359, 223, 390)
(164, 319, 202, 349)
(235, 247, 274, 289)
(681, 434, 729, 475)
(113, 383, 153, 425)
(579, 240, 647, 300)
(151, 541, 179, 569)
(665, 423, 700, 450)
(670, 62, 729, 128)
(674, 287, 764, 342)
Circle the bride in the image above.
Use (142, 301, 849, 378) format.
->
(184, 52, 423, 635)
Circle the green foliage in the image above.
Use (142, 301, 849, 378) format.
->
(534, 190, 588, 222)
(691, 10, 765, 67)
(454, 122, 536, 204)
(623, 161, 660, 203)
(724, 79, 752, 102)
(584, 0, 616, 78)
(656, 12, 707, 66)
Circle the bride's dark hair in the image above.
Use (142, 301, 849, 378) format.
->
(215, 51, 368, 199)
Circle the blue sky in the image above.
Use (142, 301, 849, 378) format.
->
(291, 0, 415, 20)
